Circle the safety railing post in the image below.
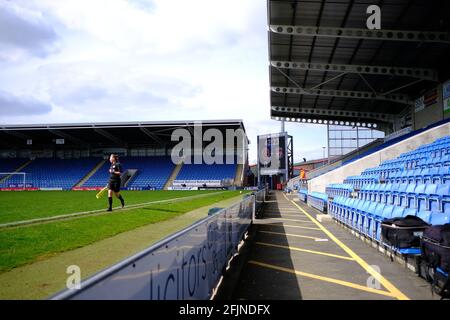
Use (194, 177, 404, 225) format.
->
(252, 193, 256, 222)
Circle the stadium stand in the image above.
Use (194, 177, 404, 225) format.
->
(123, 156, 175, 190)
(0, 158, 29, 174)
(0, 158, 30, 188)
(176, 162, 236, 181)
(0, 120, 248, 192)
(173, 157, 237, 188)
(81, 160, 111, 188)
(327, 136, 450, 249)
(3, 158, 100, 190)
(82, 156, 175, 190)
(325, 183, 354, 198)
(0, 156, 241, 190)
(308, 121, 450, 193)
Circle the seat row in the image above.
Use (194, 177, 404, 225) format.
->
(298, 189, 308, 202)
(329, 196, 450, 243)
(365, 152, 448, 176)
(399, 138, 450, 158)
(362, 166, 402, 177)
(358, 183, 449, 213)
(325, 183, 354, 198)
(415, 155, 450, 168)
(307, 192, 328, 212)
(343, 175, 379, 188)
(384, 166, 450, 184)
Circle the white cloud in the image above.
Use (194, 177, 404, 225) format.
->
(0, 1, 60, 59)
(0, 0, 327, 162)
(0, 90, 52, 116)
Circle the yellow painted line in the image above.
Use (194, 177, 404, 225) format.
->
(265, 217, 315, 223)
(263, 214, 311, 222)
(248, 260, 396, 299)
(264, 213, 308, 218)
(265, 223, 321, 231)
(258, 230, 328, 241)
(283, 193, 409, 300)
(256, 242, 354, 261)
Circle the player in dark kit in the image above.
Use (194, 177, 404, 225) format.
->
(107, 154, 125, 211)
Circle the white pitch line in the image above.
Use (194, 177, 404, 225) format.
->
(0, 191, 227, 229)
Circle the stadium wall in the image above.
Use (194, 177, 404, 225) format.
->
(51, 188, 267, 300)
(414, 83, 448, 129)
(308, 121, 450, 193)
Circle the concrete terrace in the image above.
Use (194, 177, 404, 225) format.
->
(219, 191, 437, 300)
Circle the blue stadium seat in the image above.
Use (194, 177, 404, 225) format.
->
(391, 206, 405, 218)
(417, 183, 438, 211)
(5, 158, 100, 190)
(429, 212, 450, 225)
(362, 202, 378, 237)
(83, 156, 176, 190)
(328, 135, 450, 245)
(436, 166, 450, 184)
(375, 205, 396, 240)
(428, 184, 450, 212)
(394, 183, 409, 207)
(176, 158, 237, 182)
(125, 156, 175, 190)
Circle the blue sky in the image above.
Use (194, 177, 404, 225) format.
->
(0, 0, 327, 163)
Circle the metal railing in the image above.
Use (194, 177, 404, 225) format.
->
(50, 189, 267, 300)
(254, 187, 267, 218)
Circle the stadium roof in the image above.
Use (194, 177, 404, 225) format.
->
(0, 120, 247, 149)
(268, 0, 450, 132)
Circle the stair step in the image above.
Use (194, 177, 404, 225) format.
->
(164, 162, 183, 190)
(76, 159, 107, 187)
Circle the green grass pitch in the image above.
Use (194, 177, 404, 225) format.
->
(0, 190, 248, 273)
(0, 190, 220, 224)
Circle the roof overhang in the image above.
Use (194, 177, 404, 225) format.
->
(268, 0, 450, 132)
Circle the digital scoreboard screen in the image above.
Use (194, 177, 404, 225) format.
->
(258, 132, 287, 176)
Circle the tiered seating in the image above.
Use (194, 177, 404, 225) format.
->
(125, 156, 174, 190)
(328, 136, 450, 249)
(343, 175, 379, 188)
(385, 167, 450, 184)
(0, 158, 28, 173)
(82, 161, 110, 188)
(1, 156, 239, 191)
(83, 156, 175, 190)
(326, 184, 354, 197)
(0, 158, 29, 188)
(307, 192, 328, 212)
(297, 189, 308, 202)
(5, 158, 99, 189)
(175, 158, 237, 186)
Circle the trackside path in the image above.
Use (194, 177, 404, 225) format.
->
(231, 191, 437, 300)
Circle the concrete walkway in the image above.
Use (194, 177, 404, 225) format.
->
(230, 191, 437, 300)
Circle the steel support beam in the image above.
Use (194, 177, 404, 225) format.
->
(94, 128, 125, 145)
(270, 115, 388, 129)
(271, 60, 438, 81)
(271, 106, 395, 122)
(139, 127, 165, 146)
(269, 25, 450, 44)
(1, 130, 30, 140)
(271, 86, 412, 105)
(270, 114, 392, 133)
(48, 129, 86, 145)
